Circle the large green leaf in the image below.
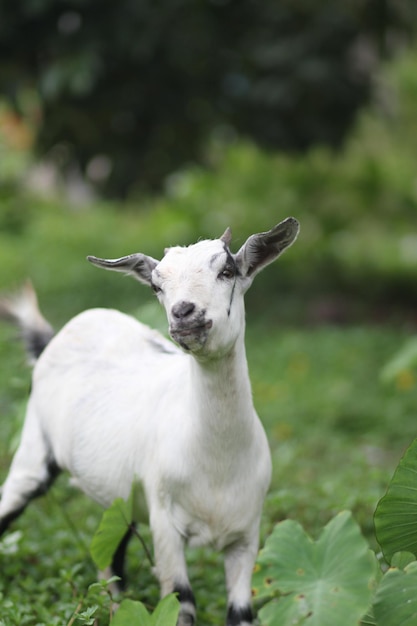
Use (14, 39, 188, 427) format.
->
(111, 599, 151, 626)
(253, 511, 376, 626)
(90, 481, 149, 570)
(374, 438, 417, 564)
(110, 596, 180, 626)
(373, 561, 417, 626)
(360, 608, 376, 626)
(90, 496, 132, 570)
(151, 594, 180, 626)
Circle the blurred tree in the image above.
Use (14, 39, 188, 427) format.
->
(0, 0, 415, 197)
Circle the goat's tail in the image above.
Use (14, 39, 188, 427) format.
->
(0, 281, 54, 365)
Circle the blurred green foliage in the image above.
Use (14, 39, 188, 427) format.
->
(1, 0, 416, 195)
(1, 45, 417, 319)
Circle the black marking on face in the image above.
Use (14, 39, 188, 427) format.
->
(150, 268, 162, 294)
(227, 276, 237, 317)
(150, 282, 161, 295)
(212, 246, 240, 280)
(223, 246, 239, 277)
(210, 252, 222, 267)
(226, 604, 253, 626)
(221, 244, 240, 317)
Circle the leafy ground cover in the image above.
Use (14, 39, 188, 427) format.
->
(0, 305, 415, 624)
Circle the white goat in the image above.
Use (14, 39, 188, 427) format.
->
(0, 218, 299, 626)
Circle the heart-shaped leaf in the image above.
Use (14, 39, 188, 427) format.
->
(390, 551, 416, 570)
(253, 511, 377, 626)
(373, 561, 417, 626)
(110, 596, 180, 626)
(151, 594, 180, 626)
(111, 599, 151, 626)
(374, 438, 417, 564)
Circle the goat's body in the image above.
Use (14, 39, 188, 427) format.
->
(1, 307, 270, 547)
(31, 308, 187, 509)
(0, 219, 299, 626)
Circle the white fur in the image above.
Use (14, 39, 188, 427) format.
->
(0, 219, 299, 626)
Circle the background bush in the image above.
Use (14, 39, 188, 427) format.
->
(2, 45, 417, 320)
(1, 0, 416, 195)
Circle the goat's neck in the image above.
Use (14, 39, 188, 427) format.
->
(189, 333, 254, 445)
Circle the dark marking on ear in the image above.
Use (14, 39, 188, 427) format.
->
(236, 217, 299, 278)
(87, 253, 159, 286)
(226, 604, 253, 626)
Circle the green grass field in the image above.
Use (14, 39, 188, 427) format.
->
(0, 293, 415, 624)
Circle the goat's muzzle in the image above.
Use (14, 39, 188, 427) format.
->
(169, 319, 213, 352)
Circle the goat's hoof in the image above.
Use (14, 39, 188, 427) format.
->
(177, 610, 195, 626)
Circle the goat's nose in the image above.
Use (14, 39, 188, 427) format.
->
(172, 301, 196, 320)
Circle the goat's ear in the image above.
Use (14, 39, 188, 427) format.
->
(235, 217, 299, 278)
(87, 253, 159, 286)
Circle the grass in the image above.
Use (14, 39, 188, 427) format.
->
(0, 191, 415, 624)
(0, 301, 415, 624)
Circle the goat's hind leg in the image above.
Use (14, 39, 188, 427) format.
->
(98, 524, 135, 593)
(0, 404, 59, 537)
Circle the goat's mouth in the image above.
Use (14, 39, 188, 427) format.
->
(170, 320, 213, 349)
(171, 320, 213, 338)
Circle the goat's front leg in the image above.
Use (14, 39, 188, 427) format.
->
(224, 533, 259, 626)
(151, 510, 196, 626)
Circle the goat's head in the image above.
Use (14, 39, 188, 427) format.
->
(88, 217, 299, 358)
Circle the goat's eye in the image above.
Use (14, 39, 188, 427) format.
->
(151, 283, 162, 295)
(219, 268, 235, 280)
